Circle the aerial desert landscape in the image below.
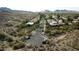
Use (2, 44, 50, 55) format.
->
(0, 7, 79, 51)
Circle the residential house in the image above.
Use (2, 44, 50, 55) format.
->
(47, 19, 58, 26)
(26, 16, 39, 26)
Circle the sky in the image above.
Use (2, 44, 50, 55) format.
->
(0, 0, 79, 12)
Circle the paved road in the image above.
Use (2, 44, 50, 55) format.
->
(27, 29, 48, 46)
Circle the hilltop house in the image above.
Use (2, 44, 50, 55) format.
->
(47, 18, 64, 26)
(26, 22, 34, 25)
(26, 16, 39, 26)
(47, 19, 58, 26)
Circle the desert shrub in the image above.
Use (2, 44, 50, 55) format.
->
(67, 16, 73, 23)
(12, 40, 25, 50)
(73, 22, 79, 29)
(13, 42, 25, 50)
(0, 44, 4, 51)
(73, 15, 79, 19)
(22, 19, 29, 24)
(48, 14, 53, 19)
(42, 40, 50, 44)
(72, 38, 79, 50)
(17, 23, 26, 29)
(17, 30, 26, 36)
(51, 30, 63, 37)
(46, 24, 75, 38)
(9, 31, 17, 37)
(16, 20, 29, 29)
(0, 33, 14, 42)
(5, 23, 13, 27)
(0, 34, 6, 41)
(60, 25, 69, 32)
(57, 14, 60, 19)
(6, 37, 14, 42)
(0, 43, 9, 51)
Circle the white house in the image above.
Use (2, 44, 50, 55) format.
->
(26, 16, 39, 26)
(26, 22, 34, 25)
(47, 19, 58, 26)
